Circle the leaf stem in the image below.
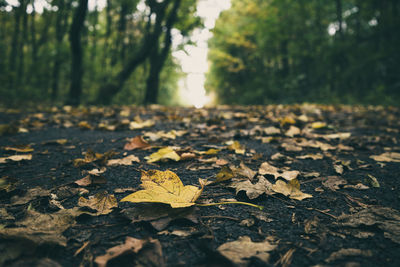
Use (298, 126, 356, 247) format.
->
(196, 201, 264, 210)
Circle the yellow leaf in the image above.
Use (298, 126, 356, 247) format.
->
(311, 122, 327, 129)
(145, 147, 181, 163)
(226, 140, 245, 154)
(4, 145, 34, 153)
(121, 170, 203, 208)
(271, 179, 312, 201)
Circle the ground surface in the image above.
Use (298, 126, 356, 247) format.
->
(0, 104, 400, 267)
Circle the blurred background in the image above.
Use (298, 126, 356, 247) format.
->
(0, 0, 399, 107)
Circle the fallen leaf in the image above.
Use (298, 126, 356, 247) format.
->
(296, 154, 324, 160)
(121, 170, 203, 208)
(271, 179, 312, 200)
(11, 187, 50, 205)
(124, 136, 151, 150)
(78, 192, 117, 215)
(4, 145, 34, 153)
(263, 126, 281, 135)
(129, 117, 155, 130)
(366, 174, 380, 188)
(258, 162, 299, 181)
(78, 121, 92, 130)
(311, 121, 327, 129)
(0, 176, 19, 192)
(370, 152, 400, 162)
(122, 205, 198, 230)
(73, 149, 117, 167)
(226, 140, 245, 154)
(213, 166, 235, 184)
(107, 154, 140, 166)
(95, 237, 164, 267)
(230, 176, 274, 199)
(235, 162, 257, 180)
(0, 154, 32, 164)
(322, 176, 347, 190)
(285, 126, 301, 137)
(145, 147, 181, 163)
(337, 206, 400, 244)
(217, 236, 276, 265)
(0, 209, 81, 247)
(325, 248, 373, 263)
(74, 175, 107, 186)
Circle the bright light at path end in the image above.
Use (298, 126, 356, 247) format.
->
(174, 0, 231, 108)
(179, 74, 211, 109)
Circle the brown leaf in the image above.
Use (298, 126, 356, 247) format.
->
(121, 205, 198, 231)
(258, 162, 299, 181)
(271, 179, 312, 200)
(325, 248, 373, 263)
(230, 176, 274, 199)
(370, 152, 400, 162)
(217, 236, 277, 265)
(95, 237, 164, 267)
(74, 175, 107, 186)
(0, 154, 32, 164)
(124, 136, 151, 150)
(0, 209, 82, 247)
(107, 154, 140, 166)
(337, 206, 400, 244)
(11, 187, 50, 205)
(78, 192, 117, 215)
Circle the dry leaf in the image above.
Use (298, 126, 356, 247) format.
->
(129, 117, 155, 130)
(78, 192, 117, 215)
(230, 176, 274, 199)
(73, 149, 117, 167)
(74, 175, 107, 186)
(325, 248, 373, 263)
(338, 206, 400, 244)
(258, 162, 299, 181)
(322, 176, 347, 190)
(4, 145, 34, 153)
(95, 237, 164, 267)
(122, 205, 198, 231)
(217, 236, 276, 265)
(214, 166, 235, 184)
(235, 162, 257, 180)
(285, 126, 301, 137)
(0, 154, 32, 164)
(271, 179, 312, 200)
(0, 209, 81, 247)
(145, 147, 181, 163)
(370, 152, 400, 162)
(121, 170, 204, 208)
(124, 136, 151, 150)
(107, 154, 140, 166)
(11, 187, 50, 205)
(226, 140, 245, 154)
(296, 154, 324, 160)
(263, 126, 281, 135)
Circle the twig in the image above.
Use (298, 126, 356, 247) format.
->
(201, 215, 240, 221)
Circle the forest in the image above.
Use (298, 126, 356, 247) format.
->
(1, 1, 400, 266)
(0, 0, 399, 106)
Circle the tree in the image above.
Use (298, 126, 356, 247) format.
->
(66, 0, 88, 106)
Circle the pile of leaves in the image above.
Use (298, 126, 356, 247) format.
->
(0, 104, 400, 266)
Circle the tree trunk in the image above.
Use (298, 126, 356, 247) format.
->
(96, 0, 172, 105)
(66, 0, 88, 106)
(335, 0, 343, 37)
(144, 0, 181, 104)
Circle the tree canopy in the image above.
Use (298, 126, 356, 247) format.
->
(207, 0, 400, 105)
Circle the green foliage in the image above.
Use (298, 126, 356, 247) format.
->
(0, 0, 200, 107)
(207, 0, 400, 105)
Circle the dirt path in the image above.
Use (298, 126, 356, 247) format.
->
(1, 104, 399, 267)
